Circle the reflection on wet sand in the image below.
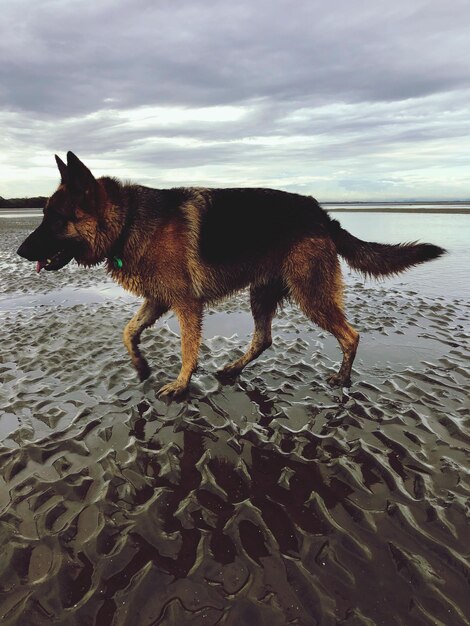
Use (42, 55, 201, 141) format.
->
(1, 216, 470, 625)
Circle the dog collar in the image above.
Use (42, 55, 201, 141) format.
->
(107, 184, 136, 272)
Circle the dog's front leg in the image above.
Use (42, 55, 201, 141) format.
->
(157, 299, 203, 399)
(123, 299, 168, 381)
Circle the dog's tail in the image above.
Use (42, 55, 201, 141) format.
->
(328, 218, 446, 277)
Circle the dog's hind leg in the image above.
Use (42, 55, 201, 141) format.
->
(157, 299, 203, 399)
(286, 239, 360, 387)
(123, 299, 169, 381)
(218, 280, 286, 377)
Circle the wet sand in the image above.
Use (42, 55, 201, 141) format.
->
(1, 217, 470, 625)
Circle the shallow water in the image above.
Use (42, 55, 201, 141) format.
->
(0, 211, 469, 626)
(336, 212, 470, 298)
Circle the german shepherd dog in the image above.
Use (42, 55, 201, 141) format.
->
(17, 152, 445, 398)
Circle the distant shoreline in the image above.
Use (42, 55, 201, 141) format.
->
(326, 207, 470, 214)
(322, 201, 470, 205)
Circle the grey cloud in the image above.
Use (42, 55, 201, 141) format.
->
(2, 0, 470, 119)
(1, 0, 470, 199)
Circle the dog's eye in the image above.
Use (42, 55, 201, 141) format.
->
(44, 212, 67, 233)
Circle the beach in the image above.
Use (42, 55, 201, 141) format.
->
(1, 209, 469, 625)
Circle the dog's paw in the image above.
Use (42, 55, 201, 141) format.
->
(157, 380, 189, 400)
(216, 363, 242, 380)
(327, 373, 351, 387)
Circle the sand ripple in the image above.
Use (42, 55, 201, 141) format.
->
(1, 222, 470, 625)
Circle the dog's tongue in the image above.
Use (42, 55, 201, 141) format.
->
(36, 260, 47, 273)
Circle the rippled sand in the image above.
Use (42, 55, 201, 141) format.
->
(1, 219, 470, 625)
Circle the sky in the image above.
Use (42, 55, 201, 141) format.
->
(1, 0, 470, 201)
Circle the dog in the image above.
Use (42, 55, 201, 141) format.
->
(17, 152, 445, 398)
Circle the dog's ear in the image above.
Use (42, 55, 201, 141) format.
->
(55, 154, 68, 183)
(66, 151, 96, 195)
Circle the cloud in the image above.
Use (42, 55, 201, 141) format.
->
(1, 0, 470, 198)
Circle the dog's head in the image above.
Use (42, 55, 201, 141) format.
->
(17, 152, 111, 272)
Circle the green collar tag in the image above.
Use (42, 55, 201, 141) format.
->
(113, 256, 123, 269)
